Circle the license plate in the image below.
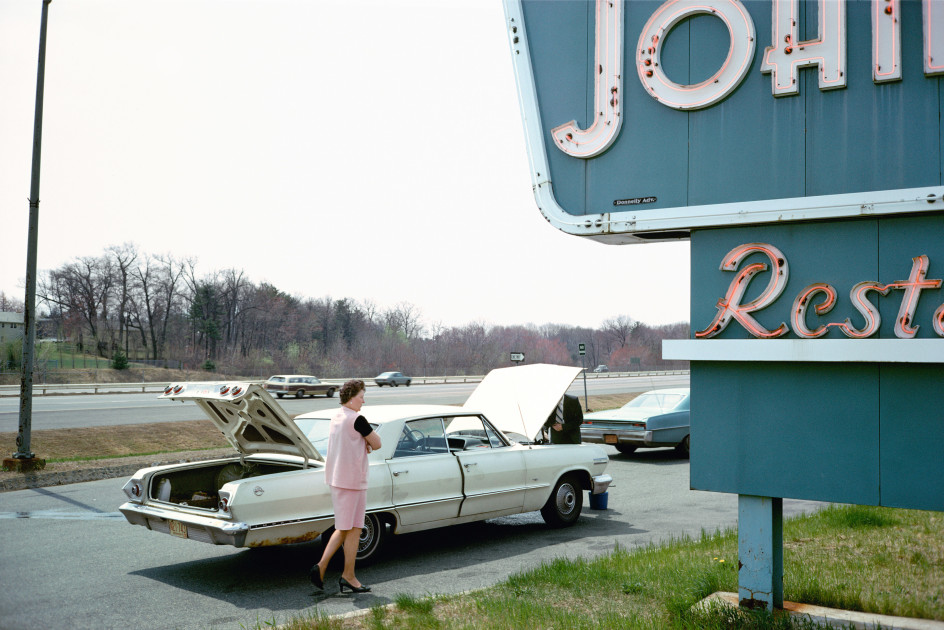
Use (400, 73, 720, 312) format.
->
(168, 520, 188, 539)
(604, 434, 618, 444)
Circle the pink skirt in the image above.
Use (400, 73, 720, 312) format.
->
(330, 486, 366, 531)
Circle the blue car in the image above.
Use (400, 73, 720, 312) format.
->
(374, 371, 411, 387)
(580, 388, 690, 457)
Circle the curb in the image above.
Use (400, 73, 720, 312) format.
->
(699, 592, 944, 630)
(0, 462, 144, 492)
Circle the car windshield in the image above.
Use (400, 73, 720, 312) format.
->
(293, 417, 378, 457)
(378, 372, 394, 377)
(624, 392, 686, 412)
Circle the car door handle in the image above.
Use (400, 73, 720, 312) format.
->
(393, 470, 408, 476)
(463, 463, 477, 468)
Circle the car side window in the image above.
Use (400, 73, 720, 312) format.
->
(444, 415, 507, 450)
(394, 418, 447, 458)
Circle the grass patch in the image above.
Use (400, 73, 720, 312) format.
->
(250, 505, 942, 630)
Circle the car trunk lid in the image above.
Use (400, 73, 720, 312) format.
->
(160, 382, 324, 463)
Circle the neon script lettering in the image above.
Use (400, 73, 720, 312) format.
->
(696, 244, 944, 339)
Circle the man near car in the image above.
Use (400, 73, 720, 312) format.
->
(543, 393, 583, 444)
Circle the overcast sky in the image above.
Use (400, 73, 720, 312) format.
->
(1, 0, 690, 330)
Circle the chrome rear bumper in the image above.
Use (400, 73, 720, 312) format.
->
(119, 502, 249, 547)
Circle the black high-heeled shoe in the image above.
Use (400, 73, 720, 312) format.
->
(338, 577, 371, 593)
(308, 564, 324, 590)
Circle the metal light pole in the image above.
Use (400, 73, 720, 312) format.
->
(6, 0, 52, 473)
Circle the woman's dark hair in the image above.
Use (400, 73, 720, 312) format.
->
(339, 379, 366, 404)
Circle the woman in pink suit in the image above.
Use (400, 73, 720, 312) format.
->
(309, 379, 381, 593)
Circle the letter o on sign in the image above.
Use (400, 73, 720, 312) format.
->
(637, 0, 756, 111)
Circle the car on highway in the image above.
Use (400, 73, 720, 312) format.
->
(264, 375, 338, 399)
(592, 365, 609, 373)
(119, 364, 612, 565)
(580, 387, 691, 457)
(374, 371, 411, 387)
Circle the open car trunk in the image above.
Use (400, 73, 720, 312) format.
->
(148, 457, 304, 511)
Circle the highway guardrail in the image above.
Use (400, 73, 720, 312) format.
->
(0, 370, 689, 397)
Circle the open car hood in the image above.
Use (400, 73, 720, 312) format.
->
(159, 382, 323, 463)
(463, 364, 582, 442)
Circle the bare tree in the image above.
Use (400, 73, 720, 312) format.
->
(39, 256, 114, 356)
(601, 315, 638, 349)
(106, 243, 138, 356)
(130, 253, 186, 360)
(0, 292, 24, 312)
(384, 302, 424, 340)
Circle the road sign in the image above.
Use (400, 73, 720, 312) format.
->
(510, 352, 525, 363)
(504, 0, 944, 243)
(578, 343, 586, 355)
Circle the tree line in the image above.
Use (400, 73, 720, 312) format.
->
(4, 243, 689, 377)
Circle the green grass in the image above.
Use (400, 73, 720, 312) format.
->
(251, 504, 942, 630)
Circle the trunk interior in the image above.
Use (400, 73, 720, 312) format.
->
(149, 459, 302, 510)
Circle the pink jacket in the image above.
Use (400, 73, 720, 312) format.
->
(324, 406, 369, 490)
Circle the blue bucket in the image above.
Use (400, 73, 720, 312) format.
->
(589, 491, 609, 510)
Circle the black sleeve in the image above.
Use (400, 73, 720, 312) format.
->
(565, 395, 584, 424)
(354, 414, 372, 437)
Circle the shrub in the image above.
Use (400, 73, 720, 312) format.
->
(111, 350, 129, 370)
(202, 359, 216, 371)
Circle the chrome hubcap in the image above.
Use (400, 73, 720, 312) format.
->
(556, 483, 576, 515)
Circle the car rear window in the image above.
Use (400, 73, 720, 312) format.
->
(269, 377, 286, 383)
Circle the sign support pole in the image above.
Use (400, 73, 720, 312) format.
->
(581, 354, 588, 411)
(737, 495, 783, 611)
(6, 0, 51, 474)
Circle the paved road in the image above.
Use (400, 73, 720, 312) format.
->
(0, 374, 689, 431)
(0, 446, 822, 630)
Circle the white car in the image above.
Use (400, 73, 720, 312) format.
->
(119, 365, 612, 564)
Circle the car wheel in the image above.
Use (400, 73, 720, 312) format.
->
(540, 474, 583, 528)
(276, 393, 284, 399)
(296, 389, 305, 399)
(325, 388, 335, 398)
(356, 513, 388, 565)
(322, 513, 387, 566)
(405, 381, 411, 387)
(393, 382, 398, 387)
(675, 435, 690, 458)
(615, 444, 637, 455)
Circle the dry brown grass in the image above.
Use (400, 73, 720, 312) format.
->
(0, 420, 229, 462)
(1, 392, 638, 464)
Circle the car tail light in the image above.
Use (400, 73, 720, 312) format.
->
(230, 386, 243, 396)
(163, 385, 173, 394)
(218, 491, 231, 513)
(122, 478, 144, 500)
(173, 384, 184, 394)
(219, 385, 230, 395)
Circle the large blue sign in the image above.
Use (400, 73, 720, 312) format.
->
(674, 214, 943, 511)
(505, 0, 944, 243)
